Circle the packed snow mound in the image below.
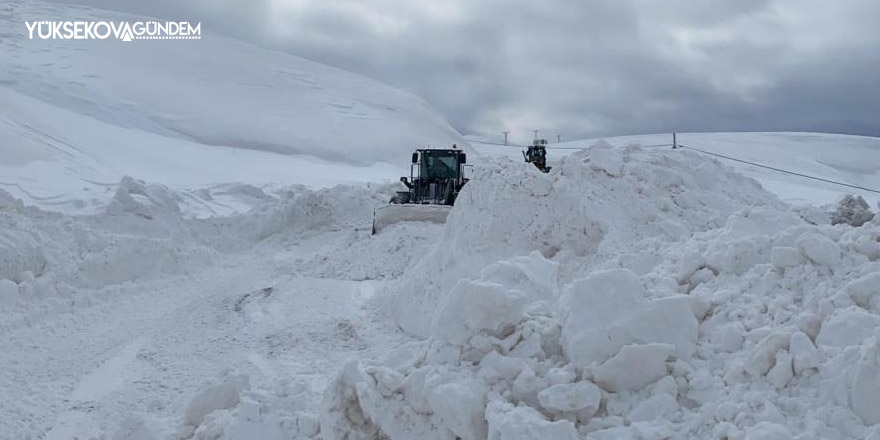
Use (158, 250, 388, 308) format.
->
(0, 0, 467, 213)
(388, 143, 781, 339)
(321, 144, 880, 440)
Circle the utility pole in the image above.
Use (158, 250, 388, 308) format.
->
(533, 129, 539, 141)
(672, 132, 678, 149)
(502, 131, 509, 146)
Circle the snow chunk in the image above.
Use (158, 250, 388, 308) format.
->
(320, 361, 384, 440)
(372, 367, 405, 397)
(789, 331, 821, 374)
(832, 195, 875, 227)
(562, 269, 644, 365)
(817, 306, 880, 347)
(851, 335, 880, 425)
(711, 323, 745, 353)
(537, 381, 602, 416)
(619, 296, 698, 358)
(745, 328, 794, 377)
(592, 343, 673, 392)
(744, 422, 793, 440)
(431, 279, 528, 346)
(770, 246, 800, 269)
(428, 381, 488, 440)
(479, 351, 528, 384)
(562, 269, 697, 367)
(628, 393, 678, 422)
(486, 399, 579, 440)
(429, 251, 558, 348)
(0, 229, 47, 281)
(796, 233, 840, 267)
(191, 397, 287, 440)
(295, 412, 320, 437)
(184, 375, 250, 427)
(766, 350, 794, 388)
(705, 237, 764, 275)
(846, 272, 880, 311)
(479, 251, 559, 301)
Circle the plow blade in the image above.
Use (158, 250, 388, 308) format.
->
(372, 204, 452, 234)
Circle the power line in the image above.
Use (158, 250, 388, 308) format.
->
(471, 140, 674, 149)
(678, 143, 880, 195)
(545, 143, 674, 150)
(471, 139, 529, 148)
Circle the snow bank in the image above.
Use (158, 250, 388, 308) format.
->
(0, 178, 382, 311)
(321, 144, 880, 439)
(388, 143, 778, 339)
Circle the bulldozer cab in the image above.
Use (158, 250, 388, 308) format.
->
(393, 147, 469, 206)
(526, 145, 546, 162)
(416, 149, 466, 181)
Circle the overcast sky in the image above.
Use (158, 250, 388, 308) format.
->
(61, 0, 880, 143)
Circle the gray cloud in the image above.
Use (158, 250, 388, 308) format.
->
(50, 0, 880, 144)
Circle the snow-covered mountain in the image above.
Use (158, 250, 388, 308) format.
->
(0, 0, 464, 214)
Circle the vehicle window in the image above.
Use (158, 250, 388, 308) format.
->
(421, 153, 458, 179)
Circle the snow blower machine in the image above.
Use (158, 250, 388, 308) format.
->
(524, 139, 551, 173)
(372, 146, 469, 234)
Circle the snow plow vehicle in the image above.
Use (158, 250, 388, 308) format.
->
(372, 146, 469, 234)
(524, 139, 551, 173)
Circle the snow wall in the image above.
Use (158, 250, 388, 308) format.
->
(321, 143, 880, 440)
(0, 177, 385, 310)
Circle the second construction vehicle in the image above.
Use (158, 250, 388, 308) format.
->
(523, 139, 551, 173)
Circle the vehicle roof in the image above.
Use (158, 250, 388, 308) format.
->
(415, 148, 464, 154)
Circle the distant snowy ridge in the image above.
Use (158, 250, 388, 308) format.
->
(471, 132, 880, 207)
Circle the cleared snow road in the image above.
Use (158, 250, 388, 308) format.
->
(0, 232, 410, 439)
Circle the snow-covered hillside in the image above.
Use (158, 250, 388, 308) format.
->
(0, 0, 464, 215)
(470, 132, 880, 207)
